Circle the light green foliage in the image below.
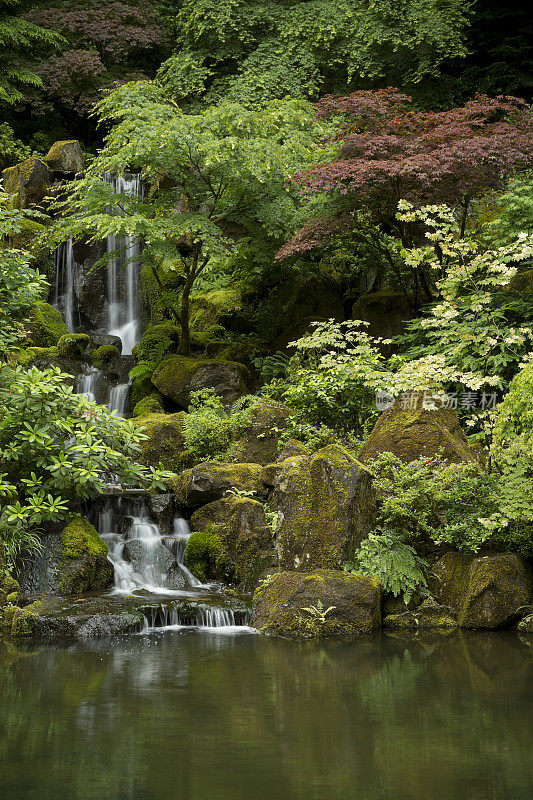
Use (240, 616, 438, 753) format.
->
(0, 123, 31, 170)
(300, 600, 336, 624)
(183, 390, 257, 462)
(163, 0, 471, 106)
(49, 81, 328, 353)
(487, 172, 533, 246)
(368, 451, 500, 551)
(0, 0, 64, 104)
(493, 360, 533, 450)
(400, 202, 533, 392)
(0, 194, 48, 359)
(345, 531, 428, 603)
(0, 365, 171, 570)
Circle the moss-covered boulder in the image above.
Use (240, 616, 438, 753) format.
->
(57, 517, 114, 594)
(2, 156, 51, 208)
(429, 551, 533, 629)
(383, 598, 458, 629)
(57, 333, 91, 359)
(172, 462, 265, 510)
(184, 529, 227, 583)
(273, 445, 376, 572)
(132, 412, 190, 471)
(190, 288, 242, 331)
(230, 400, 294, 464)
(45, 140, 84, 174)
(358, 395, 473, 464)
(277, 439, 309, 461)
(91, 344, 120, 370)
(252, 569, 382, 639)
(190, 497, 275, 590)
(24, 301, 69, 346)
(152, 355, 248, 410)
(132, 392, 165, 418)
(134, 323, 180, 364)
(351, 291, 412, 342)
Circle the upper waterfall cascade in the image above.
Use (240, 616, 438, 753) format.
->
(51, 173, 143, 416)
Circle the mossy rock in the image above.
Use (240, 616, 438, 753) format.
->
(9, 606, 40, 638)
(506, 268, 533, 298)
(273, 444, 376, 572)
(351, 291, 412, 342)
(152, 355, 249, 410)
(91, 344, 120, 369)
(383, 598, 458, 629)
(230, 400, 294, 464)
(190, 496, 275, 591)
(135, 323, 180, 365)
(358, 394, 473, 464)
(57, 333, 91, 359)
(252, 569, 382, 640)
(57, 516, 114, 595)
(429, 551, 533, 629)
(8, 217, 48, 260)
(45, 140, 84, 173)
(184, 529, 227, 583)
(189, 289, 242, 331)
(24, 301, 68, 346)
(133, 392, 165, 418)
(171, 461, 265, 510)
(132, 412, 191, 471)
(130, 374, 154, 407)
(1, 156, 51, 208)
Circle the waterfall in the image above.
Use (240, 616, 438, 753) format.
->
(104, 173, 142, 355)
(52, 238, 76, 331)
(75, 366, 99, 402)
(95, 498, 206, 595)
(142, 604, 250, 631)
(107, 383, 130, 416)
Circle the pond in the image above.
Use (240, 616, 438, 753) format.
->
(1, 629, 532, 800)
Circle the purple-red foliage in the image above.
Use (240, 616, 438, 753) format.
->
(277, 89, 533, 260)
(26, 2, 167, 63)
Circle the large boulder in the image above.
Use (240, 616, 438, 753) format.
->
(45, 140, 84, 174)
(189, 496, 275, 590)
(252, 569, 382, 639)
(383, 597, 458, 629)
(24, 301, 69, 346)
(172, 462, 265, 510)
(151, 355, 248, 409)
(429, 551, 533, 629)
(132, 412, 191, 472)
(358, 395, 473, 464)
(351, 291, 412, 343)
(2, 157, 51, 208)
(273, 445, 376, 571)
(230, 399, 294, 464)
(18, 517, 113, 595)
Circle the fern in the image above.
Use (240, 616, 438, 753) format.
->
(344, 530, 428, 603)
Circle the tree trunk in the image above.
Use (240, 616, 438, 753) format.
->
(178, 278, 193, 356)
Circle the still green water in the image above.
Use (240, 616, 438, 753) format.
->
(1, 629, 532, 800)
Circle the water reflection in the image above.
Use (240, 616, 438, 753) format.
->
(1, 631, 532, 800)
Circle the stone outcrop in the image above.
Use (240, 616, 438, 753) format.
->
(429, 551, 533, 629)
(152, 355, 248, 409)
(358, 395, 473, 464)
(230, 399, 294, 464)
(45, 140, 84, 174)
(252, 569, 382, 639)
(351, 291, 412, 343)
(24, 301, 69, 347)
(132, 412, 190, 472)
(172, 462, 265, 510)
(273, 444, 376, 571)
(189, 496, 275, 590)
(2, 157, 51, 208)
(383, 597, 458, 629)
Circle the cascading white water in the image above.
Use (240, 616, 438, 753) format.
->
(166, 517, 203, 588)
(75, 366, 99, 402)
(142, 604, 249, 631)
(105, 174, 142, 355)
(95, 498, 203, 595)
(107, 383, 130, 416)
(52, 238, 76, 331)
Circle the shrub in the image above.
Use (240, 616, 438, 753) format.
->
(182, 390, 257, 462)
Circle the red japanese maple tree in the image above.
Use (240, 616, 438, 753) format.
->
(276, 89, 533, 261)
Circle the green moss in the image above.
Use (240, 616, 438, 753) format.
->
(132, 412, 191, 471)
(136, 323, 180, 364)
(26, 346, 59, 361)
(133, 392, 165, 417)
(358, 397, 473, 464)
(17, 349, 36, 367)
(184, 529, 227, 583)
(24, 301, 68, 346)
(45, 140, 84, 173)
(57, 333, 91, 359)
(130, 375, 154, 407)
(2, 157, 51, 208)
(10, 605, 39, 638)
(9, 217, 47, 258)
(91, 344, 120, 369)
(151, 355, 199, 397)
(189, 289, 241, 332)
(60, 516, 108, 560)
